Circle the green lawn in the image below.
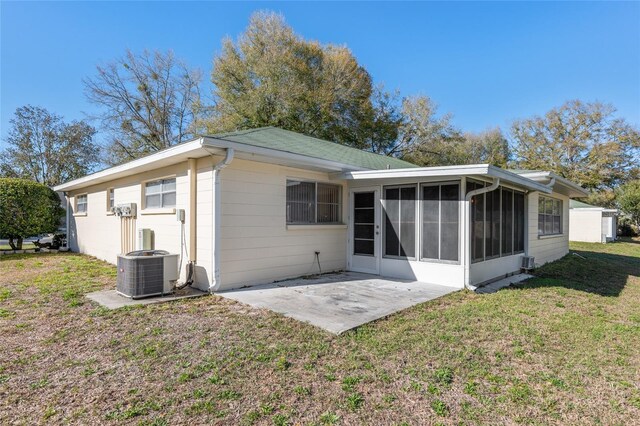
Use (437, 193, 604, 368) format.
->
(1, 240, 639, 425)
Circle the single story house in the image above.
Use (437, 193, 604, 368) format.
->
(569, 199, 619, 243)
(53, 127, 588, 292)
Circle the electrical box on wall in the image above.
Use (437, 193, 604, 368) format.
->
(112, 203, 137, 217)
(176, 208, 185, 222)
(138, 228, 154, 250)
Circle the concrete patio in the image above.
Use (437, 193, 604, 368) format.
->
(217, 272, 459, 334)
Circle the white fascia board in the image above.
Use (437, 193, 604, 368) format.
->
(201, 136, 370, 173)
(53, 138, 206, 192)
(341, 164, 492, 179)
(339, 163, 552, 193)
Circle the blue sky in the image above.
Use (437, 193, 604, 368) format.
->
(1, 1, 639, 147)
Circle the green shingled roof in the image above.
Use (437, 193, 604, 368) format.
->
(206, 127, 417, 170)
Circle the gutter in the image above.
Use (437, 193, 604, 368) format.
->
(206, 147, 235, 292)
(463, 178, 500, 290)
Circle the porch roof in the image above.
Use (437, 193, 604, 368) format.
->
(337, 164, 554, 194)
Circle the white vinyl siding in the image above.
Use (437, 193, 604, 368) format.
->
(145, 178, 176, 209)
(220, 159, 347, 289)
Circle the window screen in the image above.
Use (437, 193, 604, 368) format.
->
(538, 196, 562, 236)
(383, 186, 415, 258)
(501, 188, 513, 256)
(286, 180, 341, 224)
(145, 178, 176, 209)
(468, 181, 485, 262)
(108, 188, 115, 210)
(76, 194, 87, 213)
(422, 183, 459, 262)
(468, 180, 526, 262)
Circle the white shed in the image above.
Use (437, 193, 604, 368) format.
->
(569, 200, 619, 243)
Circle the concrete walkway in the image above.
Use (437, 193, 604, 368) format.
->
(218, 272, 459, 334)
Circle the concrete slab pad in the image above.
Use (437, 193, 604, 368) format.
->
(86, 287, 207, 309)
(474, 273, 534, 294)
(218, 272, 459, 334)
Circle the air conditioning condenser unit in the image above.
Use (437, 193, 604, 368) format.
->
(116, 250, 179, 298)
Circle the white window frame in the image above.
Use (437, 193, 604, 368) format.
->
(285, 179, 342, 225)
(75, 193, 88, 215)
(107, 187, 115, 214)
(143, 177, 176, 210)
(538, 195, 563, 236)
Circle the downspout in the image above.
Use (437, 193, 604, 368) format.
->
(545, 177, 556, 190)
(463, 178, 500, 290)
(206, 147, 235, 292)
(64, 192, 70, 249)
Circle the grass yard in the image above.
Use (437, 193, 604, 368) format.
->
(1, 240, 639, 425)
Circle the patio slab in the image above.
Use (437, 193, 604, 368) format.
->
(86, 286, 207, 309)
(218, 272, 459, 334)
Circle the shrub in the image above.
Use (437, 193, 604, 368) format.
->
(0, 178, 64, 249)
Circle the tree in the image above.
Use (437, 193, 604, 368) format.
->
(84, 49, 203, 165)
(510, 100, 640, 190)
(0, 178, 65, 250)
(617, 180, 640, 229)
(462, 128, 511, 167)
(395, 95, 468, 166)
(0, 106, 99, 187)
(209, 12, 379, 148)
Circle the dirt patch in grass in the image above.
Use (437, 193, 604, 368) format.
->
(1, 242, 639, 425)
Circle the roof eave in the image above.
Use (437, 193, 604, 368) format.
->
(516, 171, 589, 198)
(53, 138, 206, 192)
(339, 164, 553, 193)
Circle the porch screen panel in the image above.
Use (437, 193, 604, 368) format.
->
(501, 188, 513, 255)
(468, 181, 485, 262)
(384, 186, 416, 258)
(440, 184, 459, 261)
(485, 189, 501, 258)
(421, 185, 439, 260)
(514, 191, 525, 252)
(353, 192, 375, 256)
(399, 187, 416, 257)
(384, 188, 400, 256)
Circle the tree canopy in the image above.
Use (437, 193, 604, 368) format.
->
(84, 49, 203, 165)
(617, 180, 640, 229)
(0, 106, 100, 187)
(0, 178, 65, 250)
(510, 100, 640, 190)
(209, 12, 385, 149)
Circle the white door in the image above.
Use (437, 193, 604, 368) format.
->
(349, 187, 380, 274)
